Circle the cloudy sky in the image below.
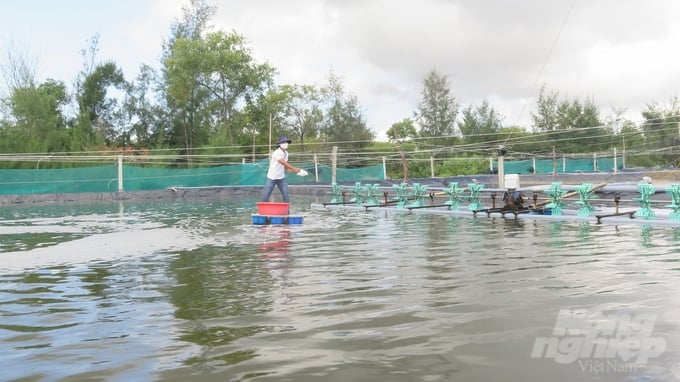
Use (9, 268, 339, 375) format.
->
(1, 0, 680, 140)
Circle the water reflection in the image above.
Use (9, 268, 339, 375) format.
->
(641, 224, 653, 247)
(258, 226, 293, 309)
(578, 221, 592, 243)
(257, 226, 291, 273)
(548, 221, 565, 247)
(169, 245, 275, 319)
(167, 245, 275, 371)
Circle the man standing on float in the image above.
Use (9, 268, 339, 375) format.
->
(262, 135, 307, 202)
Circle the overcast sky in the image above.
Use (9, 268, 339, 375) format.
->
(2, 0, 680, 140)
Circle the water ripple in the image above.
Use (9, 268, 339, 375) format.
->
(1, 200, 680, 381)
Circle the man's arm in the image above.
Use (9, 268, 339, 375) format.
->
(277, 158, 300, 173)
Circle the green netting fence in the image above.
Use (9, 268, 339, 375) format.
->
(496, 156, 623, 174)
(0, 160, 385, 195)
(0, 155, 624, 195)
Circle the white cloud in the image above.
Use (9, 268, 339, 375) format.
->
(3, 0, 680, 140)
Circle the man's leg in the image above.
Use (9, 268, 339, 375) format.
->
(277, 178, 290, 203)
(262, 178, 276, 202)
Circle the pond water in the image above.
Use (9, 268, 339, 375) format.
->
(1, 197, 680, 382)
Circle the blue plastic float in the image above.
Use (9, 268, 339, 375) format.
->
(253, 202, 303, 225)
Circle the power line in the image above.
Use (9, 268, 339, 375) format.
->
(513, 0, 577, 127)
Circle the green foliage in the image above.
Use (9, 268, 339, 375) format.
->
(458, 100, 503, 145)
(625, 153, 660, 168)
(529, 85, 611, 154)
(416, 69, 458, 140)
(318, 71, 374, 150)
(531, 85, 559, 131)
(406, 158, 431, 178)
(6, 79, 70, 153)
(270, 84, 323, 149)
(386, 118, 417, 141)
(640, 96, 680, 151)
(76, 62, 127, 147)
(164, 27, 276, 153)
(619, 120, 644, 150)
(437, 157, 489, 177)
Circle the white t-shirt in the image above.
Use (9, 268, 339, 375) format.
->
(267, 148, 288, 180)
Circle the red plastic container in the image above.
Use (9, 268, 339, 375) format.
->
(256, 202, 290, 215)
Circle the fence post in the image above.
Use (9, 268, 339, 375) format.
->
(117, 155, 123, 192)
(430, 156, 434, 178)
(622, 142, 626, 169)
(552, 145, 557, 175)
(593, 153, 597, 171)
(532, 157, 537, 173)
(314, 154, 319, 182)
(331, 146, 337, 184)
(498, 155, 505, 188)
(382, 157, 387, 180)
(613, 148, 618, 174)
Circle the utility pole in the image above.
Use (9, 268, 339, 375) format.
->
(497, 145, 506, 189)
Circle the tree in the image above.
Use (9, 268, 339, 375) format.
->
(415, 69, 458, 140)
(165, 0, 215, 46)
(123, 64, 164, 148)
(641, 96, 680, 151)
(531, 85, 559, 132)
(531, 85, 605, 153)
(319, 72, 374, 153)
(386, 118, 417, 181)
(159, 0, 216, 159)
(277, 84, 323, 150)
(5, 79, 69, 154)
(619, 119, 645, 168)
(1, 41, 36, 96)
(458, 100, 503, 146)
(386, 118, 417, 141)
(559, 97, 608, 153)
(202, 31, 275, 145)
(165, 30, 275, 154)
(1, 40, 38, 137)
(496, 125, 535, 156)
(604, 108, 643, 155)
(75, 62, 127, 147)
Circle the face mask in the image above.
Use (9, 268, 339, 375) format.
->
(280, 143, 289, 150)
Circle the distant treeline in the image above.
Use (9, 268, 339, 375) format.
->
(1, 0, 679, 178)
